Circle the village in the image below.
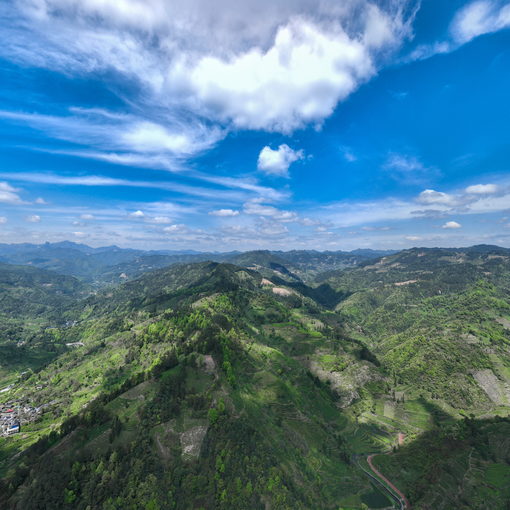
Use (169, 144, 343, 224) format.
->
(0, 399, 42, 437)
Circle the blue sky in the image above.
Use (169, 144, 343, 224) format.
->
(0, 0, 509, 250)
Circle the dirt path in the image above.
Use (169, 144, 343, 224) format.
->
(367, 454, 411, 509)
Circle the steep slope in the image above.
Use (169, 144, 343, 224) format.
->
(0, 263, 89, 388)
(0, 262, 87, 318)
(319, 247, 510, 509)
(321, 247, 510, 410)
(2, 252, 510, 509)
(0, 262, 387, 510)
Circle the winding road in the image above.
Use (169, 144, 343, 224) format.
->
(367, 454, 410, 510)
(354, 452, 410, 510)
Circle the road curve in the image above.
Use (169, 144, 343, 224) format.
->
(367, 454, 411, 509)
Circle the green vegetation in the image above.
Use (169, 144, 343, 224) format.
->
(0, 245, 509, 509)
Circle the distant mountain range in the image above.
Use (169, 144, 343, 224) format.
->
(0, 241, 395, 285)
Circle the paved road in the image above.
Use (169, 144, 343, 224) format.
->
(367, 454, 410, 510)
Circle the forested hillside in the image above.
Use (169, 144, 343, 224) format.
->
(0, 247, 509, 509)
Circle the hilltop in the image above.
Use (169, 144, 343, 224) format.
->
(0, 246, 509, 509)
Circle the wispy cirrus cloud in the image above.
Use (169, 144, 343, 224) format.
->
(383, 152, 440, 183)
(407, 1, 510, 62)
(0, 108, 223, 171)
(0, 171, 278, 205)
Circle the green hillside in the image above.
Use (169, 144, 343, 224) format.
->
(0, 264, 89, 389)
(0, 249, 509, 509)
(0, 262, 385, 509)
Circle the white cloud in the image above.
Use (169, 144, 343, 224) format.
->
(151, 216, 172, 224)
(417, 189, 457, 206)
(0, 181, 24, 204)
(0, 171, 262, 203)
(442, 220, 462, 229)
(34, 197, 47, 204)
(465, 183, 499, 194)
(341, 146, 357, 162)
(0, 216, 7, 224)
(384, 153, 439, 183)
(26, 214, 41, 223)
(209, 209, 240, 217)
(121, 120, 223, 156)
(73, 231, 86, 238)
(385, 153, 425, 172)
(175, 19, 378, 133)
(2, 1, 415, 137)
(244, 200, 298, 222)
(451, 1, 510, 44)
(407, 1, 510, 62)
(164, 224, 188, 234)
(405, 235, 422, 241)
(0, 109, 222, 170)
(258, 222, 289, 237)
(80, 213, 95, 220)
(257, 144, 304, 177)
(361, 226, 391, 231)
(129, 210, 145, 218)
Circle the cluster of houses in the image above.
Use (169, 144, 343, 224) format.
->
(1, 401, 42, 437)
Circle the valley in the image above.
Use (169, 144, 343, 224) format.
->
(0, 244, 509, 509)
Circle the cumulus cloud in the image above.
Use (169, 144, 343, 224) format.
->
(80, 213, 95, 220)
(2, 0, 415, 139)
(26, 214, 41, 223)
(257, 144, 304, 177)
(0, 216, 7, 224)
(209, 209, 240, 217)
(442, 220, 462, 229)
(129, 210, 145, 218)
(465, 183, 499, 194)
(34, 197, 47, 204)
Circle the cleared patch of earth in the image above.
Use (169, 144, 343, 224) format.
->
(272, 287, 295, 297)
(181, 425, 208, 460)
(202, 354, 216, 375)
(472, 369, 509, 405)
(309, 360, 379, 407)
(394, 280, 418, 286)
